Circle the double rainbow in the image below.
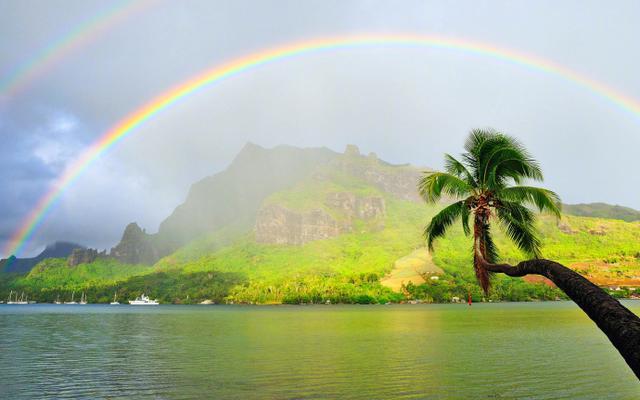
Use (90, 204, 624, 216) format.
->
(0, 0, 154, 99)
(5, 33, 640, 257)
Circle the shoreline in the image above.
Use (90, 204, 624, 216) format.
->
(2, 298, 639, 307)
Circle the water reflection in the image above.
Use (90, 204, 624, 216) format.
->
(0, 303, 638, 399)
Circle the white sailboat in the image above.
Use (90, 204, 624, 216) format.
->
(79, 292, 87, 305)
(129, 294, 159, 305)
(110, 292, 120, 305)
(7, 290, 28, 305)
(64, 291, 78, 305)
(54, 295, 62, 305)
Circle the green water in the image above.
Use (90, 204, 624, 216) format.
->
(1, 302, 638, 399)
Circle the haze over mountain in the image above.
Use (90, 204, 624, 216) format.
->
(3, 143, 638, 306)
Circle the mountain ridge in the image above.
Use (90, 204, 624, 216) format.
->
(2, 143, 639, 305)
(562, 202, 640, 222)
(0, 241, 85, 274)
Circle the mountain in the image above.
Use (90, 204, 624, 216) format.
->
(562, 202, 640, 222)
(3, 143, 640, 304)
(107, 143, 339, 264)
(0, 241, 85, 274)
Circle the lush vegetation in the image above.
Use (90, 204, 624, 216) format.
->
(2, 146, 639, 305)
(5, 196, 627, 304)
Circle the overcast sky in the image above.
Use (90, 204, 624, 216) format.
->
(1, 0, 639, 257)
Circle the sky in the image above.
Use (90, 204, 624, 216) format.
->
(1, 0, 639, 258)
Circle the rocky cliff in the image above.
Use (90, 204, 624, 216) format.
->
(110, 223, 158, 265)
(67, 248, 107, 267)
(256, 191, 386, 245)
(108, 143, 427, 263)
(325, 192, 386, 220)
(332, 145, 424, 202)
(255, 205, 345, 245)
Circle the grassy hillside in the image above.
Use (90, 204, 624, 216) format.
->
(563, 202, 640, 222)
(3, 149, 639, 304)
(4, 201, 639, 304)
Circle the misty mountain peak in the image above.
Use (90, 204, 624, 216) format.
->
(233, 142, 266, 161)
(344, 144, 360, 156)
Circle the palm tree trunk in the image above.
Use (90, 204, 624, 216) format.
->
(473, 212, 492, 294)
(477, 256, 640, 379)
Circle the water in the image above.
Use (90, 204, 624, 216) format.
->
(1, 302, 638, 399)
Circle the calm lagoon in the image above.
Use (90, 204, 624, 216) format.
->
(1, 302, 638, 399)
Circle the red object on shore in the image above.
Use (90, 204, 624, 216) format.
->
(468, 291, 472, 306)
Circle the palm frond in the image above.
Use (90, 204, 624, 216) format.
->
(464, 128, 496, 183)
(424, 200, 467, 251)
(481, 137, 543, 187)
(444, 153, 477, 187)
(499, 186, 561, 217)
(460, 201, 471, 236)
(418, 172, 472, 203)
(490, 151, 543, 185)
(496, 204, 542, 258)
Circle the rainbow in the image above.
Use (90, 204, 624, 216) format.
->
(5, 33, 640, 257)
(0, 0, 155, 99)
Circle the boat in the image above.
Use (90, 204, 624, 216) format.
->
(110, 292, 120, 305)
(7, 290, 28, 305)
(79, 292, 87, 305)
(54, 295, 62, 305)
(129, 294, 159, 305)
(64, 291, 78, 305)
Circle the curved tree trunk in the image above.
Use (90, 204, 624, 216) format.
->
(477, 256, 640, 379)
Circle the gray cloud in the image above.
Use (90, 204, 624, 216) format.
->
(1, 0, 639, 257)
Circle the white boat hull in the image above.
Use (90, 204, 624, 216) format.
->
(128, 294, 159, 305)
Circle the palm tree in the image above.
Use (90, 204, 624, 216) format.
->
(419, 128, 561, 293)
(420, 129, 640, 379)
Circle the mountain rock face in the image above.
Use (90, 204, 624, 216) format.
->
(107, 142, 427, 263)
(110, 223, 158, 265)
(109, 143, 339, 264)
(325, 192, 386, 220)
(67, 248, 106, 267)
(255, 192, 387, 245)
(255, 205, 345, 245)
(157, 143, 337, 244)
(332, 145, 423, 202)
(0, 241, 85, 274)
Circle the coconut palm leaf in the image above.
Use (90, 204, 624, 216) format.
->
(418, 172, 472, 203)
(500, 186, 561, 217)
(424, 200, 467, 251)
(444, 153, 477, 187)
(496, 202, 542, 257)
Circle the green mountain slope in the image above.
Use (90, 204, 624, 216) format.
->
(562, 202, 640, 222)
(0, 241, 85, 274)
(2, 144, 639, 304)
